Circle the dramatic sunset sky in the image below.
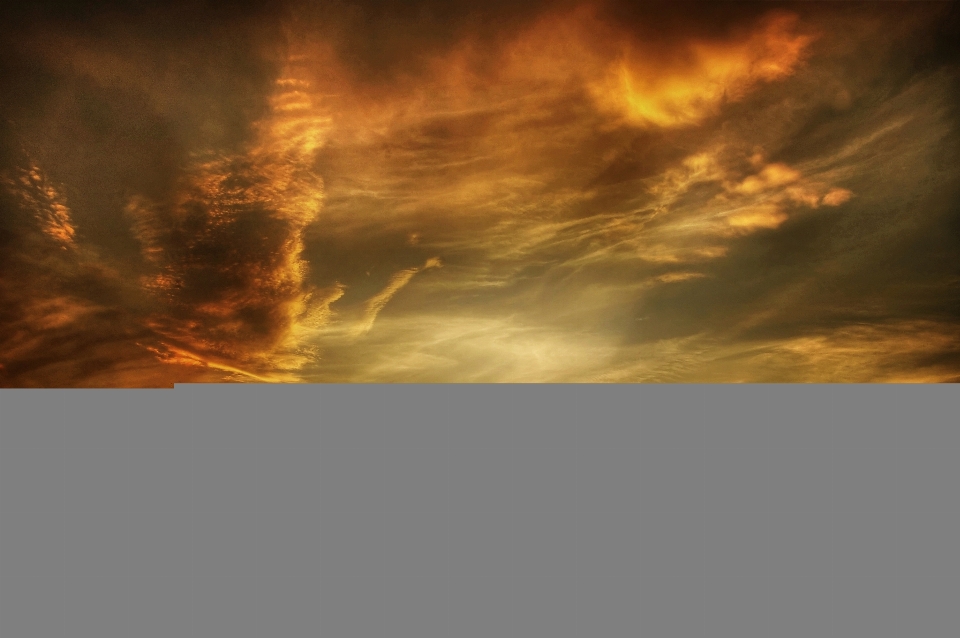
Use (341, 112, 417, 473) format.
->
(1, 1, 959, 386)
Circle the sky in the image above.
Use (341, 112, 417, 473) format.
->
(1, 0, 959, 386)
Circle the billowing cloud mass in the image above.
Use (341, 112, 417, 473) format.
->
(1, 0, 959, 386)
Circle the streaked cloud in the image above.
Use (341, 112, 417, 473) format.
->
(353, 257, 443, 337)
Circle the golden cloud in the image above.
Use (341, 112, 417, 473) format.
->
(353, 257, 443, 337)
(2, 164, 77, 249)
(725, 204, 790, 231)
(731, 162, 802, 194)
(593, 12, 815, 127)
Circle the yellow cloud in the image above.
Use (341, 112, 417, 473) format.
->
(303, 283, 347, 328)
(725, 204, 789, 231)
(657, 272, 707, 283)
(732, 163, 802, 194)
(353, 257, 442, 337)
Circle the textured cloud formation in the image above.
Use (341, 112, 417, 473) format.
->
(121, 69, 330, 381)
(2, 164, 78, 248)
(1, 1, 959, 385)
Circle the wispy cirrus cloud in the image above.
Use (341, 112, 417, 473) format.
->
(353, 257, 443, 337)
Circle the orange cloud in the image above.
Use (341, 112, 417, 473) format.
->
(314, 6, 814, 137)
(2, 163, 77, 249)
(594, 12, 815, 127)
(786, 187, 822, 208)
(822, 188, 853, 206)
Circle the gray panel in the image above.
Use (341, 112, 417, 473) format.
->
(0, 577, 66, 638)
(3, 384, 959, 638)
(0, 392, 64, 512)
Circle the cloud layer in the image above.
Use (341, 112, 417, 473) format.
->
(2, 1, 959, 385)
